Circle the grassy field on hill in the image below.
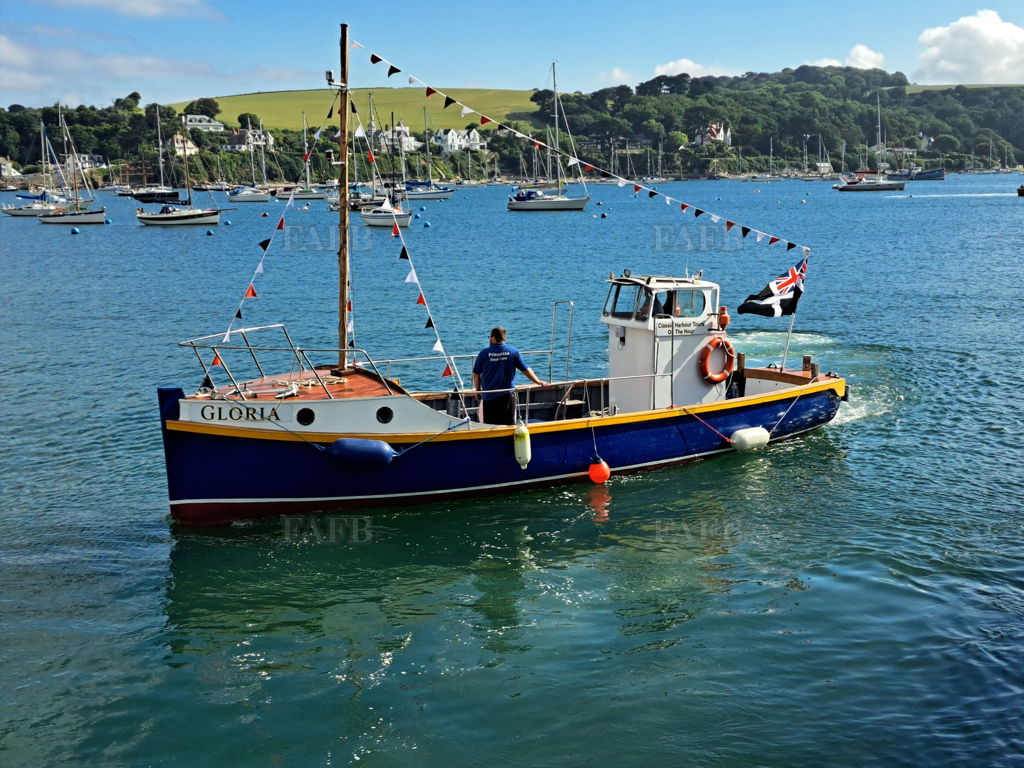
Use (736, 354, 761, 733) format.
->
(173, 88, 539, 131)
(900, 83, 1021, 93)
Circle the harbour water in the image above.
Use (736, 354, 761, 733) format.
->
(2, 175, 1023, 766)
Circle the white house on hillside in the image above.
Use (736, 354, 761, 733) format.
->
(0, 157, 22, 177)
(222, 127, 275, 152)
(184, 114, 226, 132)
(692, 123, 731, 147)
(370, 120, 423, 154)
(431, 128, 488, 153)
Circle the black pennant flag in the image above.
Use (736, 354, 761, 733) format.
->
(399, 246, 409, 260)
(741, 226, 751, 238)
(327, 105, 334, 119)
(648, 190, 657, 198)
(234, 309, 242, 319)
(350, 101, 358, 114)
(387, 65, 401, 77)
(786, 242, 797, 251)
(443, 96, 456, 109)
(425, 317, 434, 329)
(694, 209, 705, 217)
(200, 373, 214, 390)
(258, 238, 271, 252)
(369, 53, 383, 64)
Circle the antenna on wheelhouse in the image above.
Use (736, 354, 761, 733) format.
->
(336, 23, 351, 370)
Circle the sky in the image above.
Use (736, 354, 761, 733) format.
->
(2, 0, 1024, 108)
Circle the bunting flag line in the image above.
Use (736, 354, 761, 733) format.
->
(425, 86, 437, 97)
(244, 284, 258, 299)
(399, 246, 409, 260)
(276, 217, 285, 231)
(425, 317, 434, 329)
(258, 238, 271, 252)
(369, 53, 383, 64)
(387, 65, 401, 77)
(441, 364, 453, 378)
(460, 106, 473, 117)
(234, 309, 242, 319)
(443, 96, 456, 109)
(432, 339, 443, 353)
(416, 293, 426, 305)
(212, 354, 222, 367)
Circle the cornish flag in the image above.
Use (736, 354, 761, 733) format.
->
(738, 257, 808, 317)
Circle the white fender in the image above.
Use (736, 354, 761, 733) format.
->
(513, 422, 532, 469)
(730, 427, 770, 451)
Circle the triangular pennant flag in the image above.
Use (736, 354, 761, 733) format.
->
(441, 364, 453, 377)
(432, 339, 444, 353)
(533, 140, 542, 149)
(276, 217, 285, 230)
(387, 65, 401, 77)
(350, 41, 365, 49)
(566, 157, 580, 167)
(200, 373, 214, 389)
(786, 242, 797, 251)
(234, 308, 242, 319)
(391, 222, 400, 236)
(480, 115, 492, 125)
(350, 101, 358, 114)
(399, 246, 409, 260)
(405, 268, 418, 283)
(680, 203, 689, 212)
(255, 262, 264, 274)
(408, 75, 418, 85)
(313, 127, 323, 141)
(212, 354, 222, 367)
(694, 209, 704, 217)
(583, 164, 594, 172)
(633, 184, 641, 193)
(665, 196, 671, 204)
(725, 221, 736, 231)
(709, 214, 721, 223)
(416, 293, 426, 305)
(647, 190, 657, 198)
(444, 96, 456, 109)
(367, 149, 375, 163)
(460, 106, 473, 116)
(369, 53, 383, 64)
(425, 86, 437, 97)
(768, 236, 780, 245)
(222, 332, 230, 343)
(425, 317, 434, 329)
(755, 232, 766, 242)
(347, 300, 352, 311)
(245, 284, 258, 298)
(302, 151, 311, 163)
(741, 226, 751, 237)
(327, 105, 334, 119)
(617, 178, 627, 187)
(258, 238, 271, 252)
(354, 125, 366, 139)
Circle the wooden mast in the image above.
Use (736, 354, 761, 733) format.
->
(337, 23, 351, 369)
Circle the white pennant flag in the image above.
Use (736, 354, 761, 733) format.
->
(408, 75, 420, 85)
(285, 190, 296, 208)
(405, 268, 418, 284)
(222, 331, 231, 343)
(354, 125, 366, 139)
(350, 41, 365, 49)
(616, 177, 627, 187)
(347, 320, 353, 333)
(334, 130, 341, 139)
(256, 262, 264, 274)
(665, 196, 672, 204)
(566, 157, 580, 167)
(755, 232, 766, 242)
(432, 339, 444, 353)
(709, 214, 721, 223)
(313, 127, 323, 141)
(460, 106, 474, 116)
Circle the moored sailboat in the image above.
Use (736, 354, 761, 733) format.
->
(136, 116, 221, 226)
(156, 25, 846, 525)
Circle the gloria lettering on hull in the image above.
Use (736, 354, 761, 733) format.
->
(198, 404, 288, 423)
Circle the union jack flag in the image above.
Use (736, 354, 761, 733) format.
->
(738, 257, 809, 317)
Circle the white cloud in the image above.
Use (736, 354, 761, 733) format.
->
(653, 57, 741, 78)
(806, 44, 884, 69)
(37, 0, 221, 19)
(598, 67, 633, 85)
(915, 9, 1024, 83)
(845, 44, 884, 69)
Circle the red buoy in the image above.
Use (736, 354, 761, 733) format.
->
(588, 456, 611, 483)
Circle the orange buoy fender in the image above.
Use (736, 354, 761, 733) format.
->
(699, 336, 737, 383)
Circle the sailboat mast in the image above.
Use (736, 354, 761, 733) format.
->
(181, 116, 192, 205)
(551, 61, 560, 194)
(338, 23, 351, 368)
(156, 107, 165, 187)
(303, 112, 311, 188)
(876, 90, 882, 171)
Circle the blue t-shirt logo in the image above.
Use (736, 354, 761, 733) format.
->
(473, 343, 528, 400)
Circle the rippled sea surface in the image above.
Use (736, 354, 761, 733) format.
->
(2, 175, 1023, 767)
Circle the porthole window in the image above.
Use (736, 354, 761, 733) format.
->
(297, 407, 315, 426)
(376, 406, 394, 424)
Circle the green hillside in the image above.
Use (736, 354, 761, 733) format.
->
(173, 88, 539, 131)
(901, 83, 1022, 94)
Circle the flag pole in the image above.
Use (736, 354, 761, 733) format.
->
(780, 312, 796, 371)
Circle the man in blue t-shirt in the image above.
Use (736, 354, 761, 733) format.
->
(472, 326, 546, 424)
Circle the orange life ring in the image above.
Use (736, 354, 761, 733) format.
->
(698, 336, 736, 383)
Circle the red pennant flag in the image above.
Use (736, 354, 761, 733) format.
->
(441, 364, 453, 377)
(786, 242, 797, 251)
(768, 236, 780, 245)
(369, 53, 383, 64)
(347, 300, 352, 311)
(244, 284, 258, 298)
(425, 86, 437, 97)
(367, 149, 375, 163)
(583, 164, 594, 172)
(725, 221, 736, 231)
(387, 65, 401, 77)
(212, 354, 222, 367)
(741, 226, 751, 237)
(276, 217, 285, 230)
(680, 203, 689, 213)
(391, 222, 400, 236)
(303, 151, 312, 163)
(416, 293, 426, 305)
(533, 140, 542, 149)
(694, 209, 704, 217)
(480, 115, 492, 125)
(633, 184, 641, 193)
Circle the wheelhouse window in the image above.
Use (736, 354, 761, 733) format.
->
(603, 284, 645, 320)
(651, 289, 706, 318)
